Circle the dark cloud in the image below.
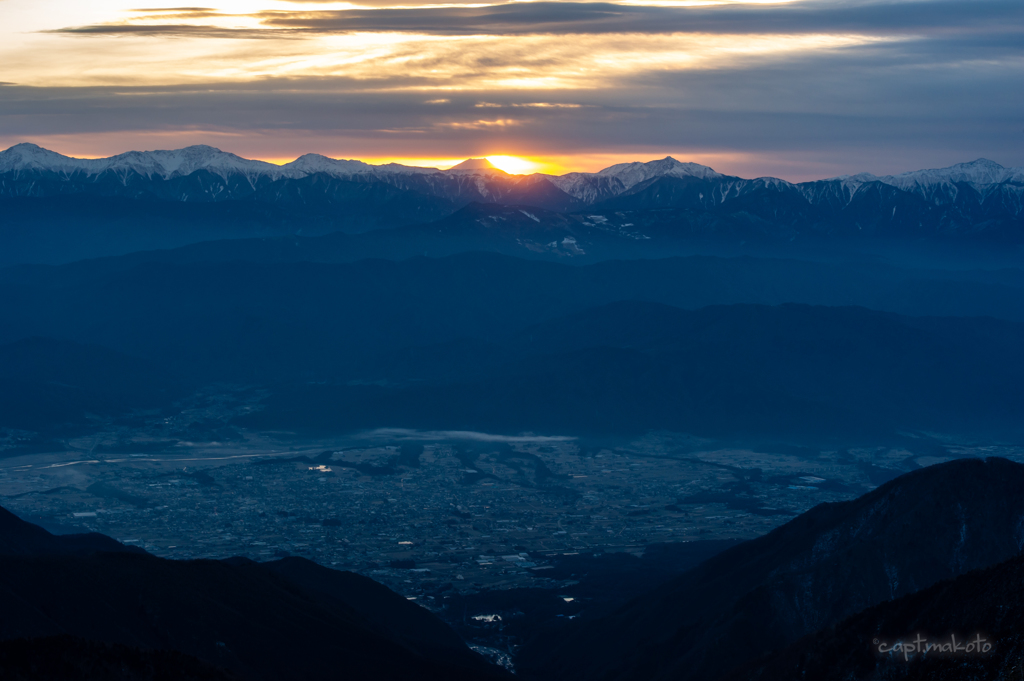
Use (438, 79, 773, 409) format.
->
(54, 24, 278, 39)
(51, 0, 1024, 38)
(263, 0, 1024, 36)
(1, 35, 1019, 167)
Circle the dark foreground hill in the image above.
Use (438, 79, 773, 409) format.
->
(520, 458, 1024, 681)
(0, 636, 238, 681)
(0, 505, 144, 556)
(0, 508, 504, 681)
(726, 552, 1024, 681)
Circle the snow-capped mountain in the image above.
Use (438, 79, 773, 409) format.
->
(847, 158, 1024, 191)
(598, 156, 725, 185)
(0, 143, 281, 181)
(3, 142, 1021, 206)
(1, 143, 1021, 260)
(812, 159, 1024, 204)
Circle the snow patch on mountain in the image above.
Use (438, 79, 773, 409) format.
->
(596, 156, 724, 188)
(543, 157, 726, 202)
(824, 159, 1024, 195)
(2, 144, 1021, 211)
(0, 143, 278, 181)
(0, 143, 447, 182)
(280, 153, 376, 177)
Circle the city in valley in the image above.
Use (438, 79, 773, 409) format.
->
(1, 390, 1021, 670)
(2, 405, 1014, 604)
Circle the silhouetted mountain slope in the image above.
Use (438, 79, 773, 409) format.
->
(519, 458, 1024, 681)
(726, 553, 1024, 681)
(260, 557, 485, 670)
(0, 508, 504, 681)
(0, 636, 238, 681)
(0, 506, 142, 556)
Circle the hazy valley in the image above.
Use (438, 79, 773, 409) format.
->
(0, 144, 1022, 681)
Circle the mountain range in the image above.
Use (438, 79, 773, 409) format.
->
(4, 144, 1022, 210)
(2, 144, 1021, 267)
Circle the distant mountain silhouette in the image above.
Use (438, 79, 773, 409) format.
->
(520, 458, 1024, 681)
(2, 254, 1022, 439)
(0, 508, 505, 681)
(238, 301, 1024, 439)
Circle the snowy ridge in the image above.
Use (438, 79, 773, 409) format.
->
(0, 143, 444, 182)
(881, 159, 1023, 189)
(1, 144, 1021, 209)
(595, 156, 724, 187)
(0, 143, 280, 181)
(821, 159, 1024, 196)
(281, 153, 377, 177)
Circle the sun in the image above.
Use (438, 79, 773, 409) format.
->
(485, 156, 542, 175)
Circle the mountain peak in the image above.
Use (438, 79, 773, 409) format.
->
(449, 158, 496, 171)
(960, 158, 1004, 169)
(8, 142, 45, 152)
(881, 157, 1016, 188)
(283, 153, 374, 175)
(594, 156, 723, 189)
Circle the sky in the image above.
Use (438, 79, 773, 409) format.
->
(0, 0, 1021, 179)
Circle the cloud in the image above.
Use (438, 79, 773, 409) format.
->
(5, 0, 1022, 178)
(51, 0, 1024, 38)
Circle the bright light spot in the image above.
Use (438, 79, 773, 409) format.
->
(471, 614, 503, 622)
(486, 155, 541, 174)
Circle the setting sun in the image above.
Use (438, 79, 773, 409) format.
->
(485, 156, 544, 175)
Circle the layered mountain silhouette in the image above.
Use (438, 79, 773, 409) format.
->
(2, 251, 1021, 439)
(519, 457, 1024, 681)
(0, 507, 505, 681)
(240, 301, 1024, 439)
(2, 144, 1021, 266)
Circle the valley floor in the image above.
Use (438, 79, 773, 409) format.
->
(2, 410, 1017, 612)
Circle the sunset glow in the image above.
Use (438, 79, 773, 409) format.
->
(0, 0, 1019, 177)
(484, 156, 547, 175)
